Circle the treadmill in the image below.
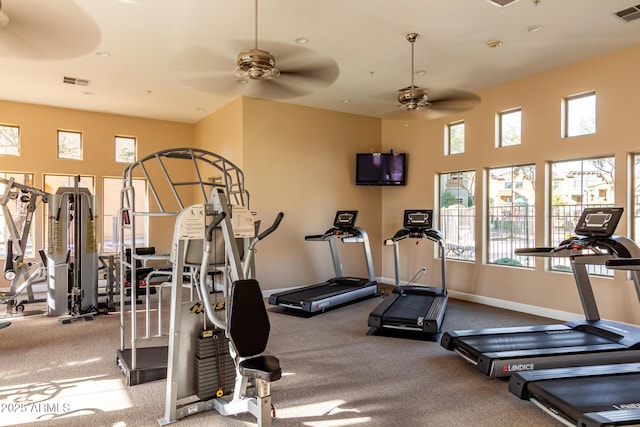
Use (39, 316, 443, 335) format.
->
(441, 206, 640, 378)
(268, 210, 377, 314)
(368, 209, 447, 336)
(509, 256, 640, 427)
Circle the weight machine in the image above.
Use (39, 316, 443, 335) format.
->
(46, 179, 100, 322)
(117, 148, 266, 386)
(159, 188, 283, 426)
(0, 177, 48, 314)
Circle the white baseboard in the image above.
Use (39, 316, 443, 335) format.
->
(376, 276, 583, 322)
(446, 289, 582, 322)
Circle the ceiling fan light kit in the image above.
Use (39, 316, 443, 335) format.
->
(388, 31, 480, 119)
(235, 48, 280, 80)
(397, 86, 430, 110)
(397, 33, 431, 111)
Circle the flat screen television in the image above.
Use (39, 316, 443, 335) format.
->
(356, 152, 407, 186)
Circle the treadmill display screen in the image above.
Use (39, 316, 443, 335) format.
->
(404, 209, 433, 229)
(574, 207, 623, 237)
(334, 210, 358, 228)
(584, 213, 611, 227)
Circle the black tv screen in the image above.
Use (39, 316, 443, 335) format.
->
(356, 153, 407, 186)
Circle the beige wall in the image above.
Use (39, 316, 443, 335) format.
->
(196, 97, 383, 290)
(381, 44, 640, 325)
(194, 97, 244, 169)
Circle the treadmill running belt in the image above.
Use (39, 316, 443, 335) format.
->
(527, 373, 640, 423)
(460, 329, 615, 354)
(276, 283, 360, 303)
(383, 294, 435, 321)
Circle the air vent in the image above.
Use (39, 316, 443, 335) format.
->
(614, 4, 640, 22)
(62, 76, 90, 86)
(487, 0, 520, 6)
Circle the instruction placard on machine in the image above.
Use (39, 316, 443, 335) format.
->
(177, 205, 206, 240)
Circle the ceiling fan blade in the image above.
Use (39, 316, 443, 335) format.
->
(170, 46, 236, 73)
(0, 0, 100, 60)
(279, 59, 339, 87)
(180, 74, 245, 97)
(179, 39, 339, 99)
(181, 72, 310, 99)
(427, 89, 482, 113)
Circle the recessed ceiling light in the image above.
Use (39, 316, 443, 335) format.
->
(414, 70, 426, 76)
(237, 79, 248, 84)
(294, 37, 309, 44)
(340, 99, 351, 104)
(196, 107, 206, 112)
(486, 39, 503, 48)
(83, 91, 94, 95)
(96, 51, 111, 57)
(525, 24, 543, 33)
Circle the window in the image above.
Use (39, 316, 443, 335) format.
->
(439, 170, 476, 261)
(551, 157, 614, 275)
(57, 130, 82, 160)
(0, 125, 20, 156)
(115, 136, 136, 163)
(632, 154, 640, 244)
(497, 108, 521, 147)
(563, 91, 596, 138)
(487, 165, 535, 267)
(446, 121, 465, 155)
(103, 176, 147, 253)
(0, 172, 35, 257)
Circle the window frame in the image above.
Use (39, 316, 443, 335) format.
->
(57, 130, 83, 160)
(563, 91, 596, 138)
(102, 176, 147, 253)
(497, 107, 522, 148)
(115, 135, 137, 163)
(487, 164, 536, 268)
(0, 124, 20, 156)
(445, 121, 465, 155)
(439, 170, 476, 262)
(549, 156, 614, 275)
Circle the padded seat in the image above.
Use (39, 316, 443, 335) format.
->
(229, 279, 281, 387)
(239, 355, 281, 382)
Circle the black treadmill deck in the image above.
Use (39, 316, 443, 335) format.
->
(368, 286, 447, 335)
(269, 277, 377, 313)
(456, 328, 616, 357)
(528, 373, 640, 424)
(440, 321, 640, 377)
(276, 278, 369, 302)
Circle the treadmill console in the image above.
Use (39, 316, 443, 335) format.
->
(404, 209, 433, 230)
(333, 210, 358, 229)
(574, 207, 623, 238)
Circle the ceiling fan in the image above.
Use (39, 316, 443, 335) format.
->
(391, 32, 480, 119)
(177, 0, 339, 99)
(0, 0, 100, 60)
(234, 0, 280, 80)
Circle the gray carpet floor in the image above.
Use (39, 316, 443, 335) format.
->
(0, 293, 566, 426)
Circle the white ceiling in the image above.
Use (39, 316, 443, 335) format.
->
(0, 0, 639, 124)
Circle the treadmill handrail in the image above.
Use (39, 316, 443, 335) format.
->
(515, 235, 638, 259)
(607, 258, 640, 270)
(386, 228, 444, 244)
(305, 226, 363, 241)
